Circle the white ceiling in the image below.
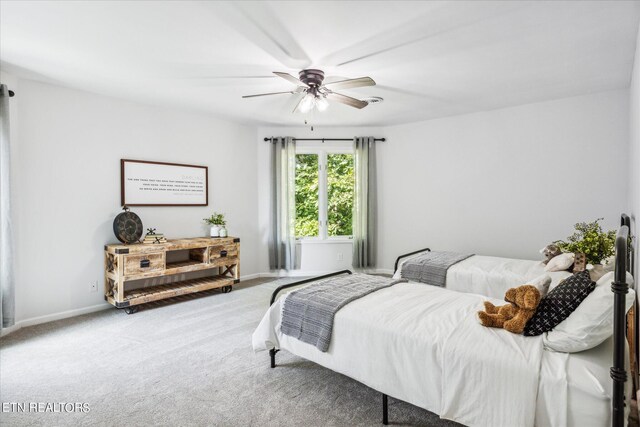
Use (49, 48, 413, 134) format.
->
(1, 1, 639, 127)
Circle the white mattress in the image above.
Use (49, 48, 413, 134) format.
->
(537, 336, 630, 427)
(394, 254, 573, 298)
(253, 282, 630, 427)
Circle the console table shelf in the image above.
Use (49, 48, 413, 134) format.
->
(104, 236, 240, 313)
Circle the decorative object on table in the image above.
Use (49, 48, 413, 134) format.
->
(204, 212, 226, 238)
(572, 252, 587, 273)
(121, 159, 208, 207)
(113, 206, 143, 244)
(477, 285, 542, 334)
(539, 244, 562, 264)
(143, 228, 167, 244)
(545, 252, 575, 272)
(554, 218, 616, 265)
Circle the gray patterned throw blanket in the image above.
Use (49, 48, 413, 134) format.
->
(401, 251, 474, 287)
(281, 273, 406, 352)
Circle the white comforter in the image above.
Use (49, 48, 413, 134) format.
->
(253, 282, 544, 427)
(394, 254, 573, 298)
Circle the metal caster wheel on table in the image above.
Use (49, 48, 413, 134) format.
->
(124, 306, 139, 315)
(221, 285, 232, 293)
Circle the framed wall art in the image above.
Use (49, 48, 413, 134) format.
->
(120, 159, 208, 206)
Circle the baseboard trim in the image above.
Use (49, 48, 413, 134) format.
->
(1, 303, 111, 338)
(0, 323, 21, 337)
(258, 268, 392, 278)
(258, 270, 335, 278)
(1, 270, 389, 338)
(1, 272, 263, 338)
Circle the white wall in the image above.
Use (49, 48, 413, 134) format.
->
(4, 73, 633, 325)
(257, 126, 384, 273)
(630, 23, 640, 277)
(258, 92, 629, 274)
(8, 77, 259, 323)
(377, 90, 629, 271)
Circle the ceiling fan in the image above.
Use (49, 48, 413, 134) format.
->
(242, 69, 376, 113)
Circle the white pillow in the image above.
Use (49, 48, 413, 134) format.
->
(544, 252, 575, 272)
(528, 274, 552, 297)
(543, 271, 635, 353)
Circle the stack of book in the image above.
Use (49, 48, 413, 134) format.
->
(143, 232, 167, 244)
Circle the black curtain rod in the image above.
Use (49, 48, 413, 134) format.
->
(1, 84, 15, 97)
(263, 137, 385, 142)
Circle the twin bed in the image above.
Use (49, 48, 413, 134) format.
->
(252, 215, 636, 427)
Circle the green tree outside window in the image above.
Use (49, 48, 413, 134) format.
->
(327, 154, 354, 236)
(295, 154, 319, 237)
(294, 152, 354, 238)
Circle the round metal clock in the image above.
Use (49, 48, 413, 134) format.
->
(113, 206, 143, 244)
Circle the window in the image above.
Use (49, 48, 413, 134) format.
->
(295, 149, 354, 239)
(327, 153, 354, 236)
(295, 154, 319, 237)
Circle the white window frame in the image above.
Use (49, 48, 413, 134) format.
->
(295, 143, 354, 242)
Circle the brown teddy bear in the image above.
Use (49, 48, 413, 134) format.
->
(477, 285, 542, 334)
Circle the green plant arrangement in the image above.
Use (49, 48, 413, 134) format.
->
(203, 212, 226, 226)
(554, 218, 616, 265)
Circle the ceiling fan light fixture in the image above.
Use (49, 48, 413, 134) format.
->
(245, 69, 376, 114)
(299, 93, 315, 113)
(316, 96, 329, 112)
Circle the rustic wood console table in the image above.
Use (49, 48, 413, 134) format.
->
(104, 237, 240, 313)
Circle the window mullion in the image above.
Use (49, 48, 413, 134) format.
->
(319, 151, 328, 240)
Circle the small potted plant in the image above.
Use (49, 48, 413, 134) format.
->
(204, 212, 226, 238)
(554, 218, 616, 275)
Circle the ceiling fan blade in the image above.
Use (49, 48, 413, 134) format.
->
(208, 2, 312, 69)
(375, 84, 448, 103)
(320, 2, 519, 67)
(323, 77, 376, 90)
(326, 92, 368, 109)
(274, 72, 308, 87)
(242, 91, 297, 99)
(159, 63, 275, 79)
(186, 76, 275, 80)
(182, 76, 276, 87)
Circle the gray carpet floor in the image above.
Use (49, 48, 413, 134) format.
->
(0, 277, 461, 427)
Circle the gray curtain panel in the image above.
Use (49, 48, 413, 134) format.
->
(352, 136, 377, 269)
(268, 137, 297, 270)
(0, 84, 15, 328)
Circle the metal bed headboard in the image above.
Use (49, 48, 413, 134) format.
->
(393, 247, 431, 274)
(621, 214, 634, 278)
(612, 214, 633, 427)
